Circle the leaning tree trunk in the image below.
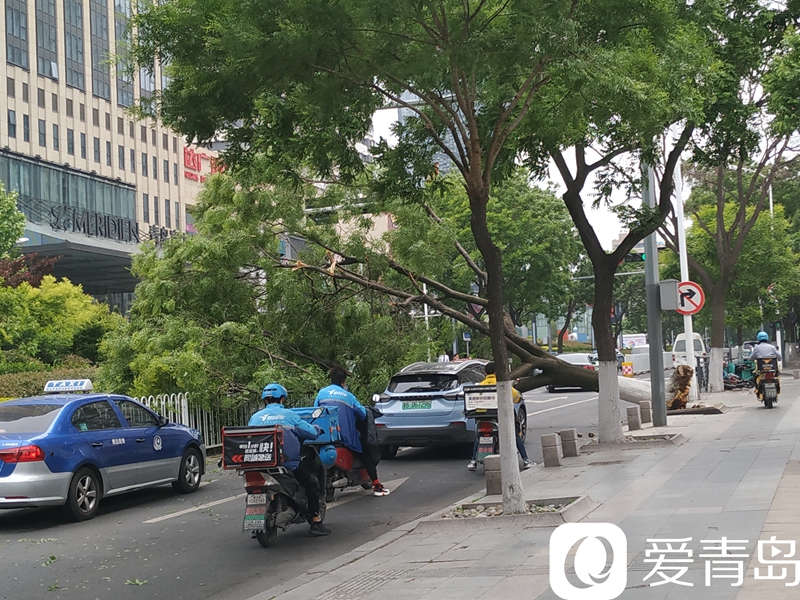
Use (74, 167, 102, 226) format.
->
(591, 264, 626, 443)
(469, 185, 526, 514)
(557, 300, 575, 354)
(708, 279, 727, 393)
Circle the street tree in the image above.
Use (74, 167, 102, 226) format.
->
(132, 0, 712, 510)
(0, 183, 24, 259)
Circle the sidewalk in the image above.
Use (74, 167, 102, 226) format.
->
(251, 381, 800, 600)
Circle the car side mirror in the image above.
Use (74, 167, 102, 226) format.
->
(158, 415, 169, 427)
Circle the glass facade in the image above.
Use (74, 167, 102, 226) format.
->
(6, 0, 29, 69)
(89, 0, 110, 99)
(35, 0, 59, 79)
(114, 0, 133, 106)
(63, 0, 85, 89)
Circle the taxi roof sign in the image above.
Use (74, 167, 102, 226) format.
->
(44, 379, 94, 393)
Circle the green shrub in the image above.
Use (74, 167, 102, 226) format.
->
(0, 366, 98, 399)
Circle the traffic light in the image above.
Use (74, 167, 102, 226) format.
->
(623, 252, 646, 263)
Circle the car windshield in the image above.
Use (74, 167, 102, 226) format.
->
(0, 403, 63, 434)
(388, 374, 459, 393)
(674, 340, 703, 352)
(559, 354, 592, 365)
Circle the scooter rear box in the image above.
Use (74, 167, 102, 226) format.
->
(221, 426, 284, 469)
(463, 385, 499, 419)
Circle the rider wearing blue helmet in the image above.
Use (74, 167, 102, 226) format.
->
(249, 383, 331, 536)
(750, 331, 782, 361)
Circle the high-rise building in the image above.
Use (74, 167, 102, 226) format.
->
(0, 0, 216, 310)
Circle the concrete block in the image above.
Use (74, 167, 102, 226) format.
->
(562, 440, 580, 458)
(558, 428, 578, 442)
(484, 454, 501, 472)
(627, 406, 641, 431)
(639, 400, 652, 424)
(793, 370, 799, 380)
(543, 446, 562, 467)
(486, 471, 502, 495)
(540, 433, 559, 448)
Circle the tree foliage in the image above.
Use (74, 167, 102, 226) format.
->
(0, 183, 25, 259)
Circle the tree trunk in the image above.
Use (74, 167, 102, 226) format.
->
(557, 300, 574, 354)
(708, 279, 727, 393)
(737, 325, 743, 348)
(591, 264, 625, 443)
(468, 185, 526, 514)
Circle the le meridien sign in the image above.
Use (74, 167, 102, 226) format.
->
(49, 205, 141, 244)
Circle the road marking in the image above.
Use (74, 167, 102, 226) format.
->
(144, 493, 247, 523)
(525, 396, 568, 404)
(144, 477, 410, 523)
(327, 477, 408, 508)
(529, 396, 598, 415)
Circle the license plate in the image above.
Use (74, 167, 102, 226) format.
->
(247, 493, 267, 505)
(402, 401, 432, 410)
(479, 436, 494, 444)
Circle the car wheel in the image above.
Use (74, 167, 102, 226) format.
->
(546, 386, 556, 393)
(172, 447, 202, 494)
(64, 467, 100, 522)
(379, 445, 398, 460)
(517, 407, 527, 442)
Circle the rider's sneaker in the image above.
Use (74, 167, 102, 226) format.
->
(309, 521, 331, 536)
(373, 483, 391, 497)
(467, 460, 478, 471)
(522, 460, 533, 470)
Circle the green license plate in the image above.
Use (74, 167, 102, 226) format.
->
(402, 401, 432, 410)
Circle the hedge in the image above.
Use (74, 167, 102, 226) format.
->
(0, 367, 99, 399)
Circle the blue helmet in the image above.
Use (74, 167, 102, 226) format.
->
(757, 331, 769, 342)
(318, 445, 337, 469)
(261, 383, 288, 403)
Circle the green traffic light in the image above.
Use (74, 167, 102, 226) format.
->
(641, 253, 646, 261)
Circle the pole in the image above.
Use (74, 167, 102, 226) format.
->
(645, 166, 667, 427)
(423, 283, 431, 361)
(673, 161, 699, 401)
(769, 185, 783, 368)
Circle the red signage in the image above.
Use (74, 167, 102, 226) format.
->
(183, 147, 223, 183)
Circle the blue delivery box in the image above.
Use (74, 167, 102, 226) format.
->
(291, 406, 342, 445)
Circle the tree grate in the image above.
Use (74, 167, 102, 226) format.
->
(310, 569, 410, 600)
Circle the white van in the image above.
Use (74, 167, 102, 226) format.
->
(672, 333, 707, 367)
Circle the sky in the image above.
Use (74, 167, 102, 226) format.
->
(371, 108, 625, 250)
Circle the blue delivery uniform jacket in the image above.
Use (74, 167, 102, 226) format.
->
(248, 404, 320, 470)
(315, 384, 366, 453)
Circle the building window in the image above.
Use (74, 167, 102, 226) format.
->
(22, 83, 29, 102)
(140, 125, 147, 143)
(67, 128, 74, 154)
(174, 201, 180, 230)
(162, 133, 168, 150)
(64, 0, 85, 90)
(114, 0, 133, 106)
(151, 129, 156, 146)
(23, 114, 30, 141)
(66, 98, 73, 117)
(80, 132, 86, 158)
(104, 112, 110, 130)
(92, 107, 99, 126)
(118, 145, 125, 169)
(163, 159, 169, 183)
(173, 162, 178, 184)
(153, 195, 159, 225)
(128, 120, 133, 138)
(6, 77, 15, 97)
(164, 198, 171, 228)
(37, 87, 45, 107)
(130, 148, 135, 173)
(142, 193, 149, 223)
(79, 103, 85, 121)
(6, 0, 30, 69)
(51, 92, 57, 111)
(52, 123, 59, 150)
(139, 65, 155, 100)
(117, 116, 123, 135)
(93, 136, 100, 162)
(35, 0, 59, 79)
(141, 152, 147, 176)
(7, 110, 17, 138)
(172, 136, 177, 153)
(89, 0, 110, 99)
(105, 140, 111, 166)
(152, 155, 157, 179)
(38, 119, 46, 147)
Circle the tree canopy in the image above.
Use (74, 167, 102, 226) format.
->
(0, 183, 25, 259)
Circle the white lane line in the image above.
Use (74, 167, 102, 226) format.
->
(529, 397, 598, 415)
(525, 396, 568, 404)
(144, 493, 246, 524)
(144, 477, 410, 523)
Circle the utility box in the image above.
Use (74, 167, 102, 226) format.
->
(659, 279, 679, 311)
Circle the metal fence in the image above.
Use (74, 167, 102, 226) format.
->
(135, 393, 259, 450)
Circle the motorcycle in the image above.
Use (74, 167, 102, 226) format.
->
(755, 357, 780, 409)
(324, 406, 382, 502)
(221, 408, 333, 548)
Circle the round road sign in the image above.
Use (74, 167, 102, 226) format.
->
(676, 281, 705, 316)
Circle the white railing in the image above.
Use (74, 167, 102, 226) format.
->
(135, 393, 258, 450)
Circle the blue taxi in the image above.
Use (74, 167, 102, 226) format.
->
(0, 380, 205, 521)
